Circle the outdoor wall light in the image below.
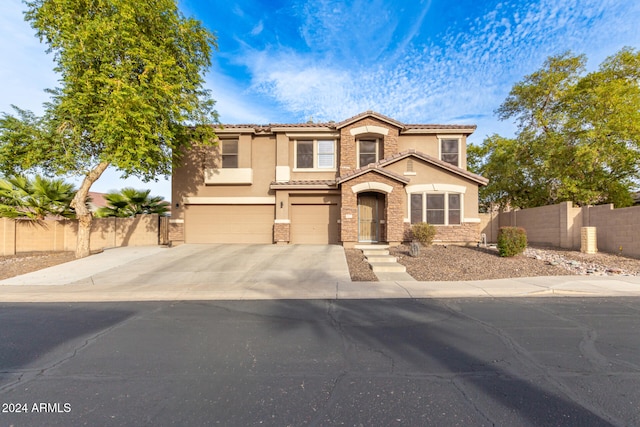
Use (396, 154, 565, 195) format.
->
(280, 201, 283, 208)
(175, 203, 180, 208)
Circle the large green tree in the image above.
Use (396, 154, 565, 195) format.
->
(469, 48, 640, 209)
(0, 0, 218, 257)
(95, 187, 169, 218)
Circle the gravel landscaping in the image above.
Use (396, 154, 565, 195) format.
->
(346, 244, 640, 282)
(3, 246, 640, 283)
(0, 251, 76, 281)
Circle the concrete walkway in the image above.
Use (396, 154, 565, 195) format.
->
(1, 245, 639, 302)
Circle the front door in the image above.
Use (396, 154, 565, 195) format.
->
(358, 194, 378, 242)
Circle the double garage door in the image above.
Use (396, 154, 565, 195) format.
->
(184, 198, 340, 244)
(185, 205, 274, 244)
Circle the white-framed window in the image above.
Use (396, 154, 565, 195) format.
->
(221, 140, 239, 168)
(295, 139, 336, 170)
(358, 138, 379, 167)
(439, 137, 460, 167)
(410, 192, 462, 225)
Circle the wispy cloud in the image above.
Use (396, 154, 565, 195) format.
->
(250, 20, 264, 36)
(232, 0, 640, 139)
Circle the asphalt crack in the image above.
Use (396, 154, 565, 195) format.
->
(440, 300, 626, 427)
(0, 304, 167, 394)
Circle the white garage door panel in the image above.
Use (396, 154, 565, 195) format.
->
(185, 205, 274, 244)
(291, 204, 340, 244)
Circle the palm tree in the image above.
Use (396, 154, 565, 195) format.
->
(0, 175, 76, 219)
(95, 188, 169, 218)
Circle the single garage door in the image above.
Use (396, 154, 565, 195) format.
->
(185, 205, 274, 244)
(291, 203, 340, 244)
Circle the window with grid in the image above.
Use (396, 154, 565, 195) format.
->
(295, 140, 335, 169)
(410, 192, 462, 225)
(221, 140, 238, 168)
(440, 138, 459, 166)
(359, 139, 378, 167)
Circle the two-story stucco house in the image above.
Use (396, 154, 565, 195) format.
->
(170, 111, 488, 247)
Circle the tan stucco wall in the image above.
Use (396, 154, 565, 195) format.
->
(398, 134, 469, 169)
(383, 158, 480, 220)
(172, 136, 276, 220)
(397, 135, 439, 157)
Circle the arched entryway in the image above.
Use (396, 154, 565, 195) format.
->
(357, 192, 385, 243)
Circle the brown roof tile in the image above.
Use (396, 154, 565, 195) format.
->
(337, 164, 411, 185)
(216, 112, 476, 134)
(270, 180, 338, 189)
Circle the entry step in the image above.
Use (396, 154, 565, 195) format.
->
(362, 249, 389, 256)
(354, 244, 389, 250)
(366, 255, 397, 263)
(369, 262, 407, 273)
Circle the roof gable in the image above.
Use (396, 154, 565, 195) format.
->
(378, 150, 488, 186)
(336, 111, 404, 130)
(337, 164, 410, 185)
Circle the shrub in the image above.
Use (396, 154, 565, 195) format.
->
(411, 222, 437, 246)
(497, 226, 527, 257)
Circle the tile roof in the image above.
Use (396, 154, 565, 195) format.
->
(337, 164, 411, 185)
(215, 111, 476, 134)
(270, 180, 338, 189)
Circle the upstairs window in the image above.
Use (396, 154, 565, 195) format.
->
(296, 140, 314, 169)
(295, 139, 335, 170)
(440, 138, 459, 167)
(359, 139, 379, 167)
(221, 140, 238, 168)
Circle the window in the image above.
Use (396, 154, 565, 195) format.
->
(296, 140, 314, 169)
(221, 140, 238, 168)
(440, 138, 459, 166)
(426, 194, 445, 224)
(410, 192, 462, 225)
(295, 139, 335, 169)
(359, 139, 378, 167)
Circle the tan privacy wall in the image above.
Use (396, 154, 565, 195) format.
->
(0, 215, 164, 256)
(479, 202, 640, 257)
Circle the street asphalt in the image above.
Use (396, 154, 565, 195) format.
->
(1, 244, 639, 302)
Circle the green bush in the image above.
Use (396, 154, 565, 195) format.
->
(497, 226, 527, 257)
(411, 222, 437, 246)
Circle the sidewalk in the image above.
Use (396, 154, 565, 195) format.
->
(1, 246, 639, 302)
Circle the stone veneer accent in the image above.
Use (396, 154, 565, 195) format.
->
(340, 118, 399, 172)
(169, 223, 184, 243)
(341, 172, 406, 246)
(403, 222, 481, 245)
(273, 222, 290, 244)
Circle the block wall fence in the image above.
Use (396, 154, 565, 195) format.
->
(479, 201, 640, 258)
(0, 215, 167, 256)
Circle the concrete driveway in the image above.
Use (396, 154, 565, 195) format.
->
(0, 244, 353, 300)
(124, 243, 352, 287)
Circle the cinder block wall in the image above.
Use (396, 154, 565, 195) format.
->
(1, 218, 16, 256)
(584, 204, 640, 257)
(0, 215, 161, 255)
(480, 202, 640, 258)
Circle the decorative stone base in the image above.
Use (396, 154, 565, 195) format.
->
(274, 222, 290, 244)
(169, 223, 184, 244)
(403, 222, 481, 244)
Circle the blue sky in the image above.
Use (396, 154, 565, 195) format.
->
(1, 0, 639, 200)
